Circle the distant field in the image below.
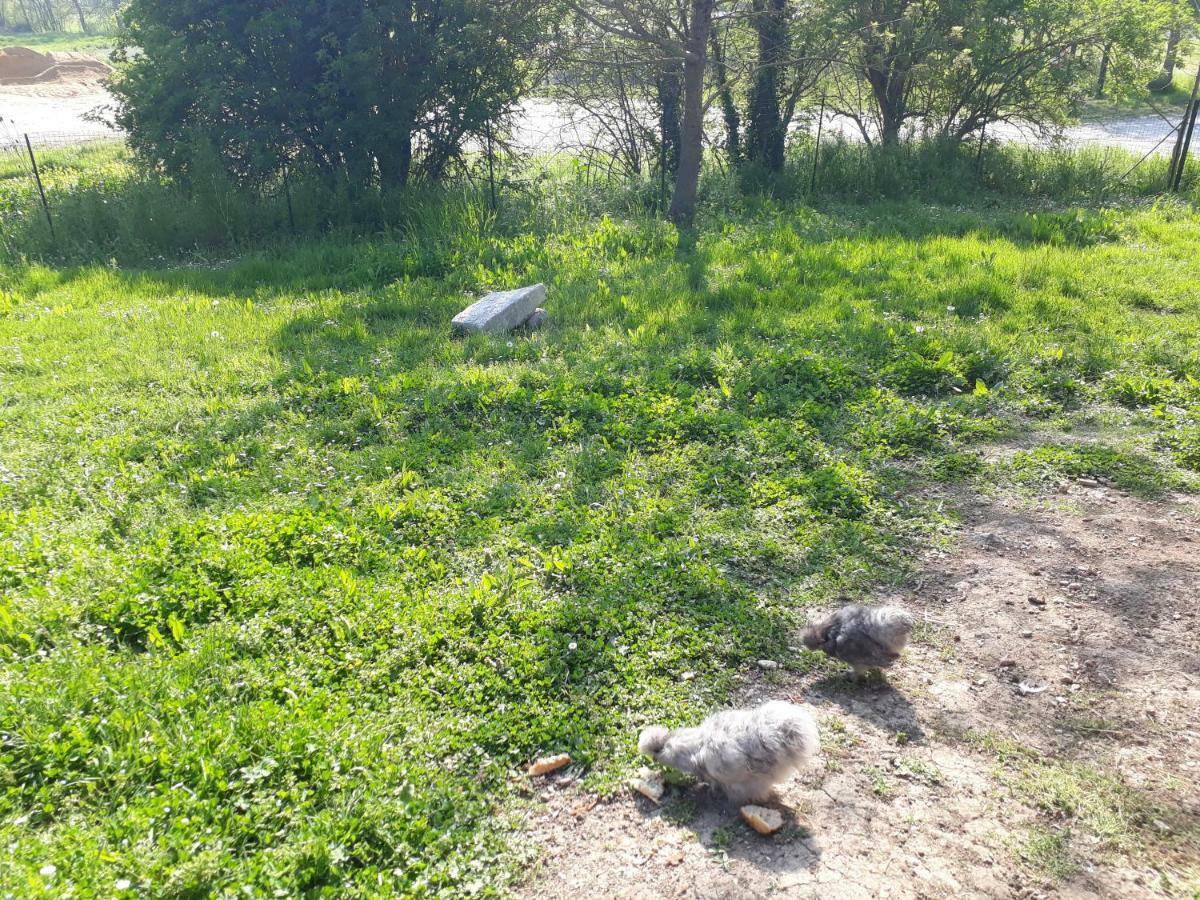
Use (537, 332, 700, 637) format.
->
(0, 29, 116, 54)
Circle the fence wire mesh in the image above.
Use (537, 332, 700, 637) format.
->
(0, 94, 1196, 256)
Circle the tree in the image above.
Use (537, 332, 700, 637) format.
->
(745, 0, 790, 170)
(674, 0, 718, 223)
(831, 0, 948, 144)
(658, 61, 685, 176)
(111, 0, 548, 191)
(1, 0, 118, 32)
(710, 26, 742, 164)
(568, 0, 717, 225)
(1150, 0, 1198, 91)
(741, 0, 831, 172)
(826, 0, 1169, 146)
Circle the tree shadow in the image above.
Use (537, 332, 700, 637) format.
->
(674, 225, 708, 293)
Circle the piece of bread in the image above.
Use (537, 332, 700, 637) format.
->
(740, 804, 784, 835)
(630, 767, 665, 803)
(526, 753, 571, 776)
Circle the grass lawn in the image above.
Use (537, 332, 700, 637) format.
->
(0, 30, 116, 54)
(1, 179, 1200, 894)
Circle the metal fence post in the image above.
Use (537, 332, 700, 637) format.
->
(810, 93, 826, 195)
(659, 138, 668, 214)
(24, 134, 55, 244)
(1168, 61, 1200, 190)
(485, 120, 497, 212)
(282, 163, 297, 235)
(1172, 91, 1200, 192)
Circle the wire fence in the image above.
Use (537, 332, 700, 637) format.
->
(1, 96, 1198, 255)
(506, 97, 1200, 157)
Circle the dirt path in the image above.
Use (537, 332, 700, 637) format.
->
(520, 471, 1200, 898)
(0, 82, 1185, 158)
(0, 82, 112, 143)
(0, 48, 113, 142)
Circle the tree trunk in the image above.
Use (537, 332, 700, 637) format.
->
(866, 66, 906, 145)
(398, 131, 412, 187)
(14, 0, 33, 30)
(30, 0, 57, 30)
(1095, 43, 1112, 99)
(862, 31, 907, 146)
(656, 64, 683, 177)
(746, 0, 788, 172)
(1151, 27, 1182, 92)
(709, 30, 740, 164)
(667, 0, 714, 226)
(1164, 27, 1181, 79)
(378, 129, 413, 187)
(70, 0, 87, 31)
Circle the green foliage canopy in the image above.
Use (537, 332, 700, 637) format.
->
(111, 0, 548, 189)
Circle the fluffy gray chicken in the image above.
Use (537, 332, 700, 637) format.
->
(800, 604, 914, 679)
(637, 701, 819, 804)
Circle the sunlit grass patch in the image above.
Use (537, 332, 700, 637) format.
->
(1, 184, 1199, 893)
(970, 729, 1200, 884)
(1001, 442, 1185, 497)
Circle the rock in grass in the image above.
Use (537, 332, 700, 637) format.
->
(452, 284, 546, 334)
(527, 753, 571, 776)
(740, 805, 785, 835)
(630, 767, 665, 803)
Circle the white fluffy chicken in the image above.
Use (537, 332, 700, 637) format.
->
(800, 603, 914, 680)
(637, 701, 819, 804)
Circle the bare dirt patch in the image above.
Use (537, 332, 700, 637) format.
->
(0, 46, 110, 85)
(521, 471, 1200, 898)
(0, 47, 113, 140)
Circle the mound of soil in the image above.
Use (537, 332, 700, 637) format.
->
(0, 46, 50, 80)
(0, 46, 110, 86)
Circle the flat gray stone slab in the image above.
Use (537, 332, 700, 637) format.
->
(452, 283, 546, 334)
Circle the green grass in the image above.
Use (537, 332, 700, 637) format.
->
(971, 729, 1200, 886)
(0, 29, 116, 54)
(3, 138, 1197, 268)
(1013, 759, 1200, 885)
(1018, 827, 1078, 879)
(2, 158, 1200, 894)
